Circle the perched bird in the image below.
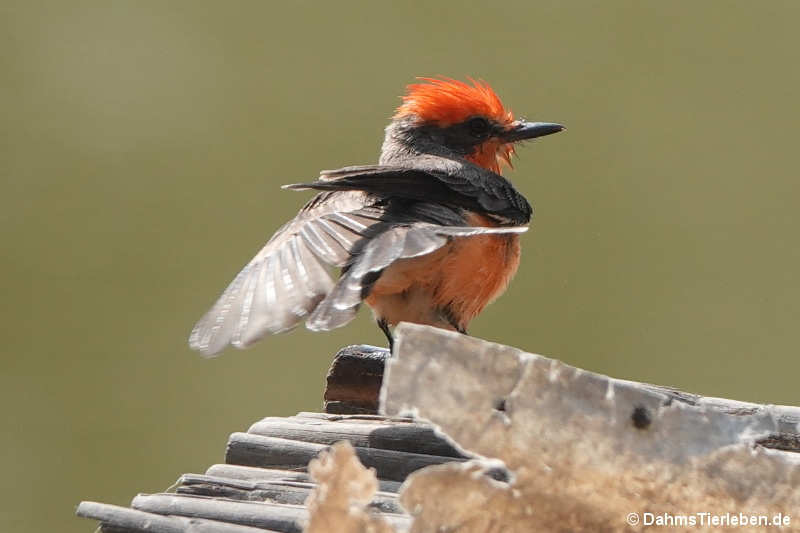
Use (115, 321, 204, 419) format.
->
(189, 78, 562, 356)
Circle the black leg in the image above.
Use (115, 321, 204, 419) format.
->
(445, 316, 467, 335)
(377, 318, 393, 352)
(441, 306, 467, 335)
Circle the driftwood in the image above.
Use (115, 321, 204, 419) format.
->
(77, 324, 800, 533)
(325, 344, 800, 452)
(377, 324, 800, 532)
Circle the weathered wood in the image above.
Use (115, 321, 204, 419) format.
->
(248, 415, 464, 458)
(294, 411, 405, 422)
(636, 383, 800, 441)
(204, 463, 403, 493)
(131, 493, 411, 533)
(205, 464, 314, 483)
(324, 345, 389, 414)
(757, 432, 800, 453)
(78, 326, 800, 533)
(176, 474, 312, 506)
(324, 343, 800, 452)
(131, 493, 306, 533)
(76, 501, 277, 533)
(376, 323, 800, 533)
(176, 473, 403, 514)
(225, 432, 462, 482)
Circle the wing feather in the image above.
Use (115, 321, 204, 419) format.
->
(305, 224, 528, 332)
(189, 191, 379, 356)
(191, 160, 532, 355)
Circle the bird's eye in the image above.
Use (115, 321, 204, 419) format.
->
(467, 117, 491, 137)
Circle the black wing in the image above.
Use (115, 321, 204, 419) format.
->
(285, 157, 532, 224)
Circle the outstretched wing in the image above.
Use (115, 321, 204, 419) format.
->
(191, 159, 532, 356)
(189, 191, 384, 356)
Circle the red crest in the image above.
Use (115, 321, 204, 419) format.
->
(395, 77, 514, 127)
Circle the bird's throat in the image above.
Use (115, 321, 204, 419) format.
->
(466, 140, 514, 174)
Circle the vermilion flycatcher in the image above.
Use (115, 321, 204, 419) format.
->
(190, 78, 562, 355)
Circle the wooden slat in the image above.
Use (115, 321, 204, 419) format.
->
(131, 493, 411, 533)
(248, 416, 464, 458)
(225, 433, 462, 482)
(295, 412, 398, 421)
(76, 501, 278, 533)
(176, 473, 403, 514)
(131, 493, 306, 533)
(204, 464, 403, 493)
(323, 345, 389, 414)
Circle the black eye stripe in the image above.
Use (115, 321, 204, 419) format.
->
(468, 116, 491, 136)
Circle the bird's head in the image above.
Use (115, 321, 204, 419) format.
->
(387, 77, 563, 174)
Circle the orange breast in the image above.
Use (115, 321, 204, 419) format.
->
(364, 213, 521, 331)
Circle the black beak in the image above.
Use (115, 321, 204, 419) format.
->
(501, 121, 564, 142)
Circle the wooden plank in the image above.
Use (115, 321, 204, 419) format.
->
(248, 416, 464, 458)
(204, 464, 403, 493)
(225, 433, 463, 482)
(205, 464, 313, 483)
(131, 493, 411, 532)
(293, 412, 415, 424)
(324, 345, 389, 414)
(76, 501, 277, 533)
(176, 473, 404, 514)
(131, 493, 306, 533)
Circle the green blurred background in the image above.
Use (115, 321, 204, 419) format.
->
(2, 1, 799, 531)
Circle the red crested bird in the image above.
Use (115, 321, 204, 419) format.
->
(189, 78, 562, 355)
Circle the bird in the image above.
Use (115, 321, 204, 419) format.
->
(189, 77, 562, 356)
